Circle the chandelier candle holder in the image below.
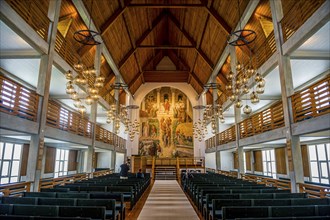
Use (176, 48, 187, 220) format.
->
(225, 0, 266, 115)
(65, 63, 105, 114)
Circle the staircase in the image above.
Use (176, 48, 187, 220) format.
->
(154, 166, 177, 180)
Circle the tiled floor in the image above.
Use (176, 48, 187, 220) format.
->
(137, 180, 200, 220)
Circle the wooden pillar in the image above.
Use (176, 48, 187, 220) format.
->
(270, 0, 304, 192)
(26, 0, 61, 191)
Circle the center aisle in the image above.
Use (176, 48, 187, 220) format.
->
(137, 180, 200, 220)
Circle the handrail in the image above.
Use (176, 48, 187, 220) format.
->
(291, 75, 330, 123)
(0, 75, 39, 122)
(298, 182, 330, 198)
(151, 156, 156, 180)
(241, 173, 291, 191)
(46, 100, 93, 138)
(0, 181, 32, 197)
(239, 101, 284, 138)
(39, 173, 89, 190)
(95, 124, 114, 145)
(280, 0, 326, 43)
(206, 125, 236, 149)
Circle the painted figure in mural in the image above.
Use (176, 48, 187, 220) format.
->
(150, 103, 158, 117)
(163, 98, 170, 114)
(142, 121, 149, 137)
(150, 124, 157, 138)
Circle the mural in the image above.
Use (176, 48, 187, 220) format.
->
(139, 87, 193, 157)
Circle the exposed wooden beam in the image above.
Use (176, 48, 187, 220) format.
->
(100, 2, 130, 36)
(290, 50, 330, 60)
(118, 10, 167, 69)
(167, 50, 190, 71)
(0, 49, 40, 59)
(190, 71, 205, 90)
(127, 3, 205, 8)
(205, 7, 232, 34)
(168, 12, 214, 69)
(128, 50, 164, 88)
(137, 45, 195, 49)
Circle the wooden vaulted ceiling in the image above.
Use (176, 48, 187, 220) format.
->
(75, 0, 252, 97)
(50, 0, 291, 104)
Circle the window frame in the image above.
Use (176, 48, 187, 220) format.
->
(0, 142, 22, 184)
(308, 143, 330, 184)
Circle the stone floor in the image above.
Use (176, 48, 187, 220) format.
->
(137, 180, 200, 220)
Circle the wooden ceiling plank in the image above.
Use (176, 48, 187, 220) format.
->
(168, 11, 214, 69)
(100, 2, 130, 36)
(118, 10, 167, 69)
(167, 49, 190, 71)
(137, 45, 195, 49)
(127, 4, 205, 9)
(190, 71, 205, 89)
(205, 7, 232, 34)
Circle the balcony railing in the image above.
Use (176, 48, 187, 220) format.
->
(0, 75, 39, 122)
(46, 100, 93, 138)
(280, 0, 325, 43)
(95, 125, 114, 145)
(6, 0, 50, 42)
(291, 75, 330, 123)
(54, 32, 79, 68)
(299, 182, 330, 198)
(239, 101, 285, 138)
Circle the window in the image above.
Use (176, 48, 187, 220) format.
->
(308, 143, 330, 184)
(0, 142, 22, 184)
(54, 149, 69, 178)
(262, 149, 276, 178)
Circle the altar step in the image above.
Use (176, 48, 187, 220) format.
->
(154, 166, 177, 180)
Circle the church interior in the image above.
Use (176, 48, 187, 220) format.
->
(0, 0, 329, 219)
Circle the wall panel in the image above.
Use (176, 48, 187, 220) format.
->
(254, 150, 263, 172)
(301, 145, 310, 177)
(45, 147, 56, 173)
(68, 150, 78, 171)
(20, 144, 29, 176)
(275, 147, 287, 174)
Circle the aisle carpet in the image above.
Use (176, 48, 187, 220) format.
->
(137, 180, 199, 220)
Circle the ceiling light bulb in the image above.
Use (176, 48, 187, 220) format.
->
(255, 72, 262, 82)
(74, 99, 82, 108)
(229, 94, 236, 102)
(65, 70, 73, 80)
(235, 99, 243, 108)
(256, 85, 265, 94)
(220, 118, 225, 123)
(243, 105, 252, 114)
(243, 84, 250, 94)
(227, 71, 234, 80)
(79, 105, 86, 113)
(85, 95, 93, 105)
(258, 78, 266, 87)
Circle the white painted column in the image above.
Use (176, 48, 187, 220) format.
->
(270, 0, 304, 192)
(26, 0, 61, 191)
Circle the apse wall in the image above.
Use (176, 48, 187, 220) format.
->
(127, 83, 205, 158)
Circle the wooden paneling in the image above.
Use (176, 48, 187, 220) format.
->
(245, 151, 251, 171)
(275, 147, 287, 175)
(233, 152, 238, 169)
(20, 144, 29, 176)
(93, 152, 98, 169)
(68, 150, 78, 171)
(44, 147, 56, 174)
(301, 145, 310, 178)
(254, 150, 263, 172)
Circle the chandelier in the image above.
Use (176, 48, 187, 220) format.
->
(65, 65, 105, 114)
(73, 0, 101, 45)
(226, 0, 265, 115)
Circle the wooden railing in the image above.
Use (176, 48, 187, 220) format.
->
(239, 101, 284, 138)
(0, 75, 39, 121)
(218, 170, 238, 178)
(55, 32, 79, 68)
(299, 182, 330, 198)
(0, 181, 32, 197)
(46, 100, 93, 138)
(280, 0, 326, 43)
(241, 174, 291, 191)
(39, 173, 89, 190)
(95, 125, 114, 145)
(151, 156, 156, 180)
(177, 157, 205, 168)
(252, 31, 276, 70)
(6, 0, 50, 42)
(206, 125, 236, 149)
(291, 75, 330, 123)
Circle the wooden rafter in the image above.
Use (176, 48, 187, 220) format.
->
(137, 45, 195, 49)
(127, 3, 205, 9)
(205, 7, 232, 34)
(118, 10, 167, 69)
(128, 50, 164, 88)
(167, 50, 190, 71)
(190, 71, 205, 90)
(168, 12, 214, 69)
(100, 1, 131, 36)
(143, 71, 189, 82)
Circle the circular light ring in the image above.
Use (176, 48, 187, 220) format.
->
(125, 105, 139, 109)
(74, 30, 101, 45)
(193, 105, 206, 110)
(227, 29, 257, 46)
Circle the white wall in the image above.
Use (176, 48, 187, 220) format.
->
(205, 152, 216, 169)
(220, 151, 234, 171)
(115, 152, 125, 173)
(97, 151, 112, 168)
